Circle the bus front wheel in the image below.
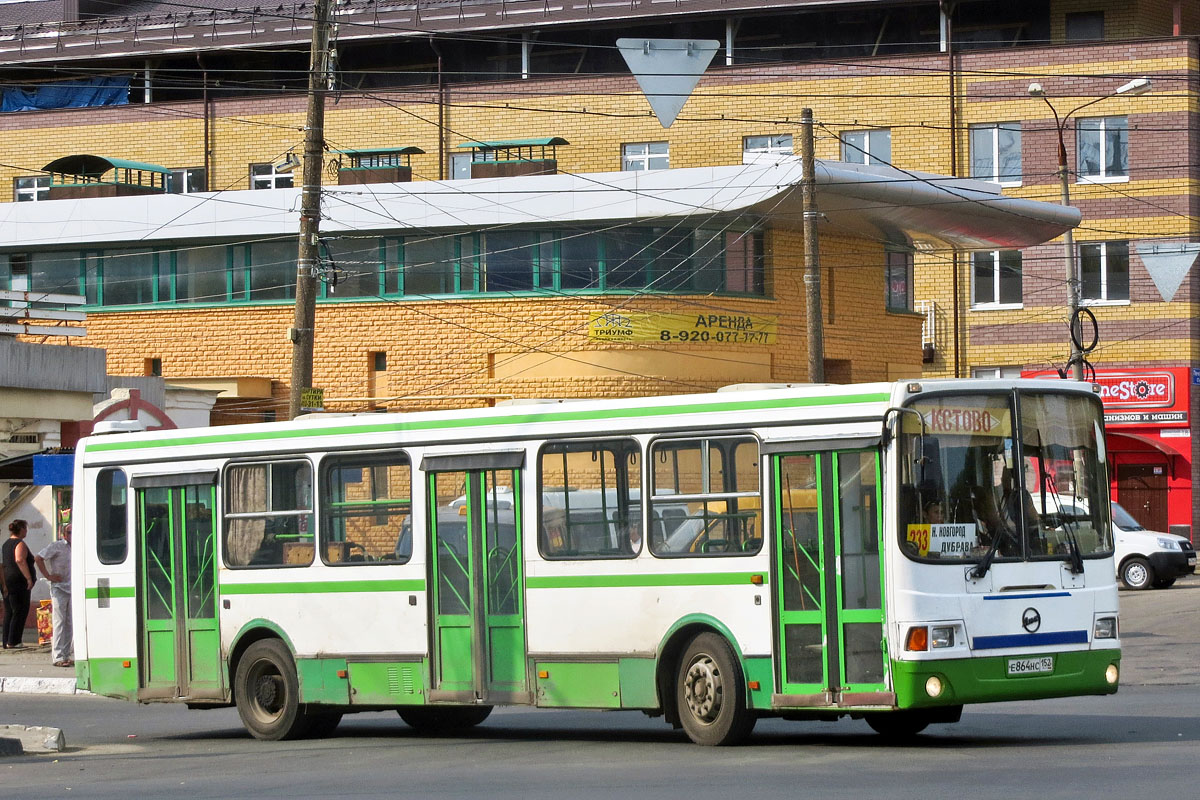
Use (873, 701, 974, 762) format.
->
(675, 632, 755, 746)
(866, 711, 930, 738)
(234, 639, 311, 741)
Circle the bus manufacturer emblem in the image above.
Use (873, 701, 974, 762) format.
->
(1022, 607, 1042, 633)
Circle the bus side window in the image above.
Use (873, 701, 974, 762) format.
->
(96, 468, 129, 564)
(538, 438, 640, 560)
(224, 460, 315, 568)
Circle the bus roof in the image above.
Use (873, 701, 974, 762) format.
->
(77, 379, 1100, 465)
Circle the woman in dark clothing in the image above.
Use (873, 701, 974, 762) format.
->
(1, 519, 36, 649)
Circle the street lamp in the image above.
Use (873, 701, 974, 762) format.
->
(1028, 77, 1151, 380)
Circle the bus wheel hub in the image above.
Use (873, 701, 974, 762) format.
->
(684, 656, 721, 721)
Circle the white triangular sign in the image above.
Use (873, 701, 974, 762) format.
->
(617, 38, 720, 129)
(1136, 242, 1199, 302)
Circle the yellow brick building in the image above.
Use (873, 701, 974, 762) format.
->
(1, 0, 1197, 535)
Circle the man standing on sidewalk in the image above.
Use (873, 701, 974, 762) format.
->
(35, 524, 72, 668)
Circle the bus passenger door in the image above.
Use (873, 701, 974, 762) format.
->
(773, 450, 888, 706)
(134, 476, 223, 701)
(427, 463, 528, 704)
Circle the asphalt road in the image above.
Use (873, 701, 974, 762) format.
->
(2, 577, 1198, 798)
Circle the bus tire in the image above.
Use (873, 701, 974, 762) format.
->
(305, 711, 343, 738)
(234, 639, 312, 741)
(675, 632, 755, 746)
(398, 705, 492, 733)
(1120, 557, 1154, 590)
(866, 711, 930, 738)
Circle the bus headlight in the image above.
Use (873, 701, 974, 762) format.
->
(1106, 664, 1119, 685)
(925, 676, 944, 698)
(1094, 617, 1117, 640)
(930, 626, 956, 648)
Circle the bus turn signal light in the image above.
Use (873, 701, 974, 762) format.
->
(750, 574, 764, 585)
(905, 626, 929, 652)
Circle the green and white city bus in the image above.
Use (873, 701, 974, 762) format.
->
(71, 379, 1121, 744)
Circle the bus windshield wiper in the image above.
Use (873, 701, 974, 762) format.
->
(1047, 486, 1085, 575)
(970, 536, 1001, 579)
(1038, 446, 1085, 575)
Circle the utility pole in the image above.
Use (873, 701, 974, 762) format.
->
(288, 0, 334, 420)
(800, 108, 825, 383)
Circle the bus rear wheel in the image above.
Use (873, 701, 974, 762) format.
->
(675, 632, 755, 746)
(234, 639, 311, 741)
(398, 705, 492, 734)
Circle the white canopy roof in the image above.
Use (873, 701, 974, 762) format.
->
(0, 157, 1078, 251)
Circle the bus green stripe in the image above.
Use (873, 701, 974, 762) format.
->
(220, 579, 426, 595)
(84, 586, 135, 599)
(85, 391, 889, 453)
(526, 572, 766, 589)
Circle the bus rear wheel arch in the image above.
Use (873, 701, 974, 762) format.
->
(233, 638, 312, 740)
(674, 632, 756, 746)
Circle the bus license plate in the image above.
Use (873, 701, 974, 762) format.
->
(1007, 656, 1054, 676)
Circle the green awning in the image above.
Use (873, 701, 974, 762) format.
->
(42, 154, 171, 177)
(336, 146, 425, 156)
(455, 137, 569, 150)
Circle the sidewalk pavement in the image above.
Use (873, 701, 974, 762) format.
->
(0, 632, 84, 696)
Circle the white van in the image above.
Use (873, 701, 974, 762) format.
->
(1057, 499, 1196, 589)
(1109, 502, 1196, 590)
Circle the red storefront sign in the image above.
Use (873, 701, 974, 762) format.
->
(1022, 367, 1190, 427)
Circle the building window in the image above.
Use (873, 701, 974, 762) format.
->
(971, 250, 1023, 307)
(969, 124, 1022, 185)
(144, 358, 163, 377)
(622, 141, 669, 171)
(1065, 11, 1104, 41)
(972, 366, 1023, 379)
(1077, 117, 1127, 180)
(250, 162, 294, 190)
(885, 249, 913, 310)
(448, 152, 472, 180)
(1079, 241, 1129, 302)
(840, 129, 891, 166)
(168, 167, 207, 194)
(743, 134, 793, 156)
(14, 175, 50, 202)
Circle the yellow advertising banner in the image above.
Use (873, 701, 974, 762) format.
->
(588, 311, 777, 345)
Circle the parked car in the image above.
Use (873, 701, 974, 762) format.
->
(1054, 500, 1195, 590)
(1110, 502, 1196, 590)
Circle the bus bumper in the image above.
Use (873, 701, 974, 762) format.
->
(891, 649, 1121, 708)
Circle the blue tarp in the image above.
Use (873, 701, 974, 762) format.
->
(33, 454, 74, 487)
(2, 76, 129, 113)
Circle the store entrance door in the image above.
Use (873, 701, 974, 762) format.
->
(1117, 463, 1169, 532)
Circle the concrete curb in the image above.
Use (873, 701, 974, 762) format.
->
(0, 725, 65, 754)
(0, 676, 88, 695)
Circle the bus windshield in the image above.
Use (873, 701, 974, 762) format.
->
(898, 391, 1112, 563)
